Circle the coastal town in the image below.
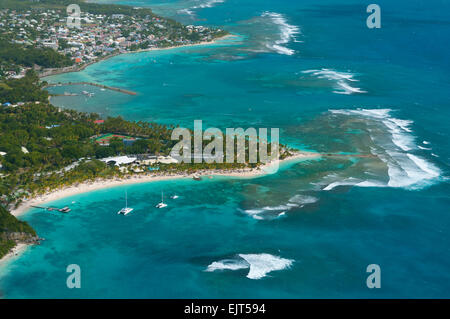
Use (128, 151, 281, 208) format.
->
(0, 3, 227, 78)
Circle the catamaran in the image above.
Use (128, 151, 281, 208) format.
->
(156, 191, 167, 208)
(118, 191, 133, 215)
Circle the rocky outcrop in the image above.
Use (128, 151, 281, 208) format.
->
(0, 232, 42, 245)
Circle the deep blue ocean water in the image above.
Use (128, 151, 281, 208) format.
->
(1, 0, 449, 298)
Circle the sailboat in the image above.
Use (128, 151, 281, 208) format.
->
(156, 191, 167, 208)
(118, 191, 134, 215)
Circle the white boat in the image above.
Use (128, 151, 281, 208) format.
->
(170, 195, 179, 199)
(156, 191, 167, 208)
(118, 191, 133, 215)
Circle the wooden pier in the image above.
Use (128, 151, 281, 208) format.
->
(31, 205, 71, 213)
(45, 82, 137, 96)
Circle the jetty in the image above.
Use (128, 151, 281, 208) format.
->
(45, 82, 137, 96)
(31, 205, 71, 213)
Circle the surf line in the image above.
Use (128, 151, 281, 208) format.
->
(184, 303, 219, 317)
(319, 153, 377, 158)
(45, 82, 137, 96)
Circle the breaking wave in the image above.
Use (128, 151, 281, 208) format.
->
(261, 11, 301, 55)
(325, 109, 441, 190)
(241, 195, 318, 220)
(205, 253, 294, 279)
(178, 0, 225, 16)
(302, 68, 367, 95)
(205, 258, 249, 272)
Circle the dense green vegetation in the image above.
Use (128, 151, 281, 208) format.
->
(0, 0, 266, 260)
(0, 73, 182, 205)
(0, 70, 49, 104)
(0, 35, 73, 78)
(0, 239, 15, 259)
(0, 205, 35, 259)
(0, 0, 157, 24)
(0, 0, 152, 15)
(0, 102, 173, 172)
(0, 205, 35, 235)
(0, 38, 73, 72)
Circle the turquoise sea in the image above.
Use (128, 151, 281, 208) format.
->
(1, 0, 449, 298)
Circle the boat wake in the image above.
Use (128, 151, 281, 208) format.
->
(302, 68, 367, 95)
(205, 253, 294, 279)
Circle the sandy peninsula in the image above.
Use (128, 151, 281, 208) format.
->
(11, 152, 320, 218)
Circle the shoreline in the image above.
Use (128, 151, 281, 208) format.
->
(0, 243, 28, 267)
(40, 34, 236, 79)
(10, 152, 320, 218)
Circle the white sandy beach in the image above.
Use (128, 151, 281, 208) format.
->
(11, 152, 319, 218)
(0, 243, 28, 266)
(2, 152, 319, 267)
(128, 34, 237, 54)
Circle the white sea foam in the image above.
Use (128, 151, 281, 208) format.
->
(355, 180, 386, 187)
(241, 194, 317, 220)
(193, 0, 225, 9)
(407, 154, 440, 178)
(242, 205, 290, 220)
(303, 69, 366, 95)
(323, 178, 360, 191)
(178, 0, 225, 16)
(322, 175, 386, 190)
(288, 194, 318, 205)
(277, 212, 286, 217)
(418, 145, 432, 150)
(205, 259, 249, 272)
(261, 11, 300, 56)
(205, 254, 293, 279)
(328, 108, 441, 189)
(331, 108, 416, 151)
(178, 8, 194, 16)
(330, 108, 391, 118)
(334, 80, 367, 95)
(239, 254, 294, 279)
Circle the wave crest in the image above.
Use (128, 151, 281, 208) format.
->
(326, 108, 441, 190)
(241, 195, 318, 220)
(261, 11, 301, 56)
(178, 0, 225, 16)
(302, 68, 367, 95)
(205, 253, 294, 279)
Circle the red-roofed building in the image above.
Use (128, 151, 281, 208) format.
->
(94, 120, 105, 124)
